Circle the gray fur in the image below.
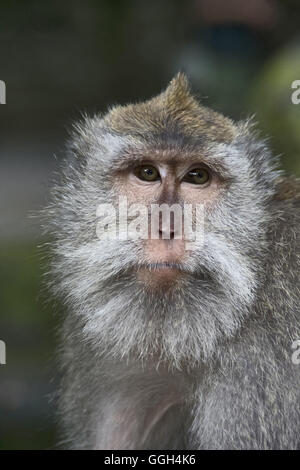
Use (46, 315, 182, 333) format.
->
(44, 75, 300, 449)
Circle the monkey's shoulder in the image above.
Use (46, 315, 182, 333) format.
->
(267, 176, 300, 276)
(272, 177, 300, 242)
(274, 176, 300, 202)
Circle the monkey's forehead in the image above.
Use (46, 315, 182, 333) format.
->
(102, 73, 237, 144)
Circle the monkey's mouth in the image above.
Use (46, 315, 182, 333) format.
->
(135, 261, 188, 287)
(133, 261, 216, 289)
(138, 261, 185, 272)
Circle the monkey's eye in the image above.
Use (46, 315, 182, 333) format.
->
(136, 165, 160, 182)
(183, 168, 210, 185)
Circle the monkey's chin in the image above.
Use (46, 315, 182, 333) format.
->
(137, 262, 184, 289)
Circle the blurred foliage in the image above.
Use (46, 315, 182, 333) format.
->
(0, 242, 57, 449)
(250, 42, 300, 175)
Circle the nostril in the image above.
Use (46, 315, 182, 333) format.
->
(159, 228, 175, 240)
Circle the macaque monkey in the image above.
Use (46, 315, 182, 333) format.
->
(45, 73, 300, 449)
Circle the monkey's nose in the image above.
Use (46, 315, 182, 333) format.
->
(159, 227, 175, 240)
(158, 213, 176, 240)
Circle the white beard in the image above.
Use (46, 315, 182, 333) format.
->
(54, 227, 258, 369)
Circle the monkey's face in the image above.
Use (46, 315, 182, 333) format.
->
(114, 146, 222, 289)
(49, 74, 278, 366)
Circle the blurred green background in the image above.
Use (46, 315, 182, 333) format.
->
(0, 0, 299, 450)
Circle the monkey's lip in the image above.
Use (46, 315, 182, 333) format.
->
(136, 262, 185, 285)
(138, 262, 185, 272)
